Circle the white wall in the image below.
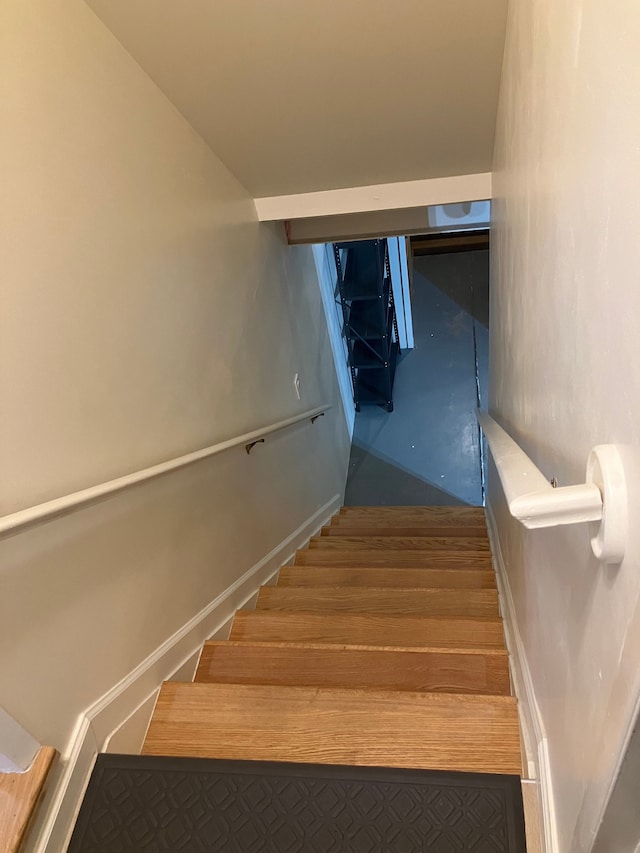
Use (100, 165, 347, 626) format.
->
(386, 237, 414, 351)
(490, 1, 640, 852)
(312, 244, 355, 436)
(0, 708, 40, 773)
(0, 0, 350, 846)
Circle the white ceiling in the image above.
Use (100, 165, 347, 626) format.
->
(86, 0, 508, 198)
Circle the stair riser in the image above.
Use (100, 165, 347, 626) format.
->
(230, 611, 507, 650)
(325, 525, 488, 538)
(308, 536, 491, 552)
(196, 643, 511, 695)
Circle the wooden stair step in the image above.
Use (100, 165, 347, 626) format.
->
(307, 536, 491, 552)
(324, 524, 488, 538)
(338, 506, 485, 521)
(257, 586, 500, 618)
(143, 682, 521, 775)
(332, 510, 486, 525)
(230, 610, 506, 649)
(0, 747, 56, 853)
(195, 640, 511, 695)
(295, 550, 492, 568)
(277, 566, 496, 589)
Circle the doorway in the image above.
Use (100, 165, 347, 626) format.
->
(344, 233, 489, 507)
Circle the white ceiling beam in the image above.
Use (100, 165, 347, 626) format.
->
(253, 173, 492, 222)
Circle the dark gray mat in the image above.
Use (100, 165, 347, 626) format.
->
(68, 755, 526, 852)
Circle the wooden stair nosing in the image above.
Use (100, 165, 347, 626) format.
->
(307, 536, 491, 552)
(197, 639, 510, 656)
(338, 506, 485, 519)
(229, 610, 507, 650)
(256, 586, 500, 618)
(195, 640, 511, 695)
(335, 511, 486, 527)
(143, 682, 522, 776)
(277, 565, 497, 589)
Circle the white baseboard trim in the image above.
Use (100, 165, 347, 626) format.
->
(30, 493, 342, 853)
(485, 502, 558, 853)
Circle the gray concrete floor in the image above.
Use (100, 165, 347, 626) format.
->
(344, 249, 489, 507)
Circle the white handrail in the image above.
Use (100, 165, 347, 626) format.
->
(477, 410, 628, 563)
(0, 404, 331, 538)
(477, 410, 602, 528)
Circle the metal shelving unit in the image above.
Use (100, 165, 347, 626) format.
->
(333, 239, 401, 413)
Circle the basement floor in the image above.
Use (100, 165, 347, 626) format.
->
(345, 249, 489, 507)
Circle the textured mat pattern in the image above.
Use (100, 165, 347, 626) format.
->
(68, 755, 526, 852)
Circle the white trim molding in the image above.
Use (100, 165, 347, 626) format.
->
(312, 244, 355, 437)
(28, 493, 342, 853)
(0, 405, 331, 540)
(485, 503, 558, 853)
(254, 173, 492, 222)
(387, 236, 414, 350)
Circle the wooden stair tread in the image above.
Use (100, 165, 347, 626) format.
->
(307, 536, 490, 552)
(257, 586, 499, 617)
(0, 747, 56, 853)
(324, 524, 488, 538)
(338, 506, 485, 520)
(277, 566, 496, 589)
(143, 682, 521, 775)
(138, 506, 520, 789)
(195, 641, 511, 695)
(230, 610, 506, 649)
(295, 550, 492, 567)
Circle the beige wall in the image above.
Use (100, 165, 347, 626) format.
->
(0, 0, 349, 764)
(490, 1, 640, 851)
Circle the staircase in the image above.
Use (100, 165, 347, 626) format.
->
(69, 506, 526, 852)
(143, 506, 521, 773)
